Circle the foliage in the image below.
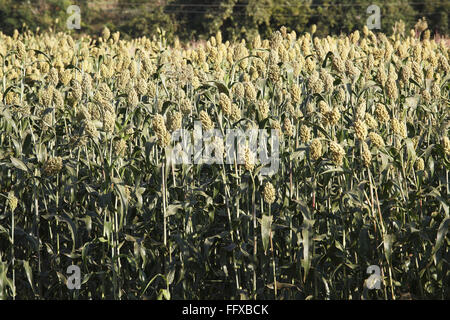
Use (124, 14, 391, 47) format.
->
(0, 0, 448, 41)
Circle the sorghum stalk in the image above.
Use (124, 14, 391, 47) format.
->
(269, 203, 277, 299)
(221, 165, 240, 292)
(162, 161, 167, 262)
(10, 196, 16, 299)
(250, 172, 257, 296)
(33, 176, 42, 298)
(56, 173, 60, 257)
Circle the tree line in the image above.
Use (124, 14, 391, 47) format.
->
(0, 0, 448, 41)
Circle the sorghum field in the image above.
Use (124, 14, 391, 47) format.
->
(0, 23, 449, 300)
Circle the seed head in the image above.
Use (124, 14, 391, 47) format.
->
(43, 156, 63, 176)
(114, 139, 127, 158)
(336, 87, 347, 103)
(88, 102, 102, 120)
(16, 41, 26, 59)
(300, 125, 311, 143)
(345, 60, 358, 78)
(153, 114, 171, 147)
(290, 84, 301, 104)
(431, 80, 441, 100)
(137, 78, 148, 96)
(167, 111, 182, 132)
(41, 86, 54, 107)
(158, 130, 172, 147)
(102, 27, 111, 41)
(71, 80, 83, 101)
(318, 100, 330, 115)
(103, 111, 116, 133)
(391, 118, 407, 139)
(41, 110, 53, 129)
(375, 103, 390, 123)
(249, 66, 259, 81)
(147, 82, 157, 98)
(4, 91, 18, 105)
(354, 120, 368, 140)
(48, 68, 59, 86)
(230, 103, 241, 122)
(199, 110, 214, 131)
(244, 82, 257, 102)
(421, 89, 431, 104)
(82, 73, 92, 97)
(401, 63, 412, 83)
(305, 57, 316, 73)
(153, 114, 167, 133)
(361, 141, 372, 167)
(326, 107, 341, 126)
(283, 117, 295, 137)
(323, 72, 334, 94)
(415, 158, 425, 171)
(377, 67, 387, 87)
(386, 78, 398, 100)
(308, 71, 324, 94)
(219, 93, 232, 116)
(272, 120, 282, 137)
(270, 31, 283, 51)
(180, 98, 192, 115)
(52, 89, 64, 109)
(263, 182, 276, 204)
(442, 136, 450, 156)
(60, 69, 72, 86)
(112, 31, 120, 43)
(332, 56, 345, 73)
(257, 100, 269, 119)
(77, 106, 91, 121)
(243, 143, 255, 171)
(369, 132, 385, 148)
(310, 139, 323, 160)
(292, 61, 302, 77)
(232, 82, 245, 99)
(268, 64, 281, 83)
(329, 141, 345, 166)
(127, 88, 139, 107)
(85, 120, 98, 138)
(118, 69, 130, 90)
(8, 192, 18, 212)
(365, 113, 378, 129)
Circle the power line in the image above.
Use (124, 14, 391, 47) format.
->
(91, 1, 448, 8)
(100, 6, 439, 16)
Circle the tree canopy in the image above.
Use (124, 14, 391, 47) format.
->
(0, 0, 448, 41)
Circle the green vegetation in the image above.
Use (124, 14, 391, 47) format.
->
(0, 0, 449, 41)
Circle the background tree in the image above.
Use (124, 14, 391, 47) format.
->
(0, 0, 448, 41)
(412, 0, 449, 35)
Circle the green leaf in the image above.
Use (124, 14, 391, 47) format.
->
(290, 150, 306, 161)
(301, 226, 311, 282)
(432, 217, 450, 262)
(10, 157, 28, 172)
(166, 204, 183, 217)
(322, 51, 334, 68)
(22, 260, 34, 293)
(140, 274, 165, 297)
(261, 214, 272, 254)
(383, 234, 394, 264)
